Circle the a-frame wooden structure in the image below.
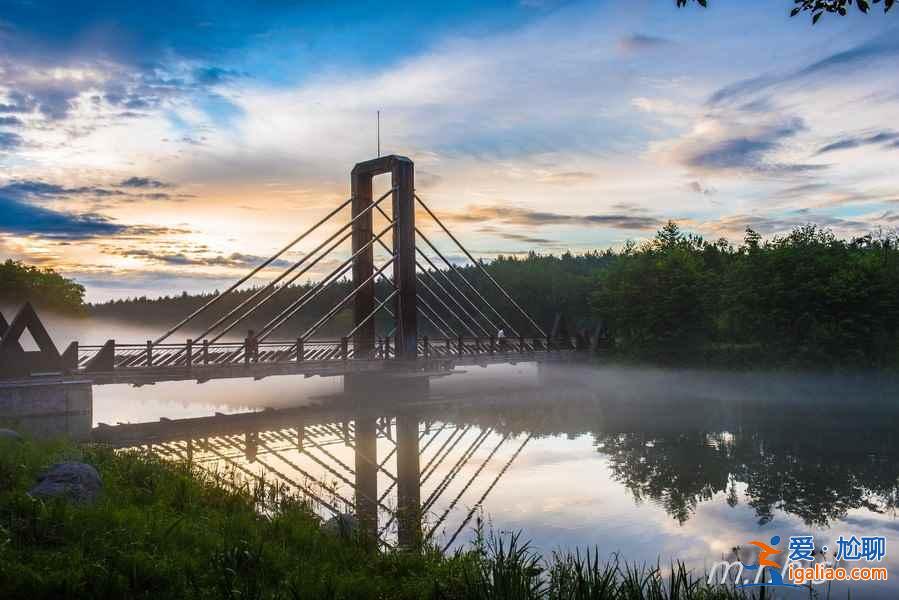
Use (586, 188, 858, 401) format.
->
(0, 303, 77, 378)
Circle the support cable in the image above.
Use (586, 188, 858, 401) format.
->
(298, 259, 395, 341)
(370, 224, 472, 338)
(375, 272, 454, 338)
(257, 223, 394, 341)
(426, 433, 510, 541)
(415, 248, 498, 333)
(213, 190, 394, 343)
(416, 194, 546, 336)
(416, 272, 479, 337)
(345, 290, 398, 340)
(416, 297, 452, 338)
(196, 190, 392, 344)
(421, 429, 492, 514)
(419, 266, 490, 336)
(442, 434, 532, 552)
(374, 204, 490, 336)
(154, 196, 353, 344)
(416, 222, 519, 337)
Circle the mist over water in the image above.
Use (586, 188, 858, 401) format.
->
(12, 316, 899, 598)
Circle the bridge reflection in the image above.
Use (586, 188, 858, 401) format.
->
(18, 367, 899, 544)
(96, 388, 539, 550)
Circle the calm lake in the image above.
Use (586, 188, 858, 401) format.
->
(80, 359, 899, 599)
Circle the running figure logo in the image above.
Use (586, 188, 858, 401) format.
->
(739, 535, 801, 589)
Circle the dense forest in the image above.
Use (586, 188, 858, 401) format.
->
(0, 260, 86, 316)
(5, 222, 899, 367)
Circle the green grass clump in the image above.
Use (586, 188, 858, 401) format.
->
(0, 437, 747, 599)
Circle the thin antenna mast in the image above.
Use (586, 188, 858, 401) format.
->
(377, 110, 381, 157)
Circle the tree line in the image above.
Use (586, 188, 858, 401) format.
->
(5, 222, 898, 367)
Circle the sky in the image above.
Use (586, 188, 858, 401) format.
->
(1, 0, 898, 302)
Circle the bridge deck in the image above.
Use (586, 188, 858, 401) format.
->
(5, 337, 571, 386)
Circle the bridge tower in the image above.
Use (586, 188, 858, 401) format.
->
(350, 155, 417, 360)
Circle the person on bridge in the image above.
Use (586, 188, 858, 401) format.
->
(497, 328, 506, 351)
(246, 329, 259, 363)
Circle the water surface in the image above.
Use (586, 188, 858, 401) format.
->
(86, 362, 899, 598)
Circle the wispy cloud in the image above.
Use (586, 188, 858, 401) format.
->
(0, 179, 189, 203)
(106, 248, 292, 269)
(708, 31, 899, 107)
(476, 226, 557, 245)
(0, 194, 155, 239)
(815, 130, 899, 155)
(117, 176, 174, 189)
(0, 131, 23, 150)
(617, 33, 672, 53)
(443, 205, 661, 231)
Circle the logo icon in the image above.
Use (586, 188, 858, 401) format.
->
(737, 535, 801, 589)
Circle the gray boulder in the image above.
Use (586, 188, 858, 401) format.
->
(323, 512, 358, 538)
(29, 462, 102, 504)
(0, 429, 22, 441)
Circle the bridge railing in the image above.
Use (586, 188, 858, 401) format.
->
(73, 335, 567, 374)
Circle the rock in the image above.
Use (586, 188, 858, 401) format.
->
(29, 462, 102, 504)
(323, 512, 358, 538)
(0, 429, 22, 441)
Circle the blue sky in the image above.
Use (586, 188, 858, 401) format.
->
(1, 0, 898, 300)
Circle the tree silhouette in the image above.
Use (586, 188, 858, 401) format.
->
(676, 0, 895, 23)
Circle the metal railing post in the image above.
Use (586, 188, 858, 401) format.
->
(341, 337, 349, 360)
(385, 336, 391, 359)
(146, 340, 152, 367)
(244, 336, 250, 365)
(446, 337, 451, 356)
(519, 335, 524, 354)
(296, 337, 303, 362)
(186, 339, 193, 369)
(203, 339, 209, 364)
(423, 335, 429, 359)
(490, 334, 496, 354)
(546, 335, 552, 352)
(458, 334, 464, 356)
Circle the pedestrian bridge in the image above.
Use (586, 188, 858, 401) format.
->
(1, 155, 574, 389)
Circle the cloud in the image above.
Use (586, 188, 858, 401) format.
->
(699, 212, 872, 237)
(617, 33, 672, 53)
(0, 131, 23, 150)
(535, 171, 595, 184)
(0, 180, 114, 199)
(0, 116, 23, 126)
(686, 181, 715, 196)
(193, 67, 246, 85)
(117, 176, 173, 189)
(0, 90, 37, 114)
(815, 130, 899, 155)
(654, 116, 825, 176)
(0, 194, 129, 239)
(443, 205, 661, 231)
(476, 226, 556, 245)
(0, 179, 187, 203)
(107, 248, 293, 269)
(708, 32, 899, 107)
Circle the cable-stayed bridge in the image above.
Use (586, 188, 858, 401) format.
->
(0, 155, 573, 387)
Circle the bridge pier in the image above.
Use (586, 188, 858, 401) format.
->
(395, 413, 421, 547)
(354, 416, 379, 544)
(0, 379, 92, 440)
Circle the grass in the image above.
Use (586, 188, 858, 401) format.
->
(0, 436, 750, 599)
